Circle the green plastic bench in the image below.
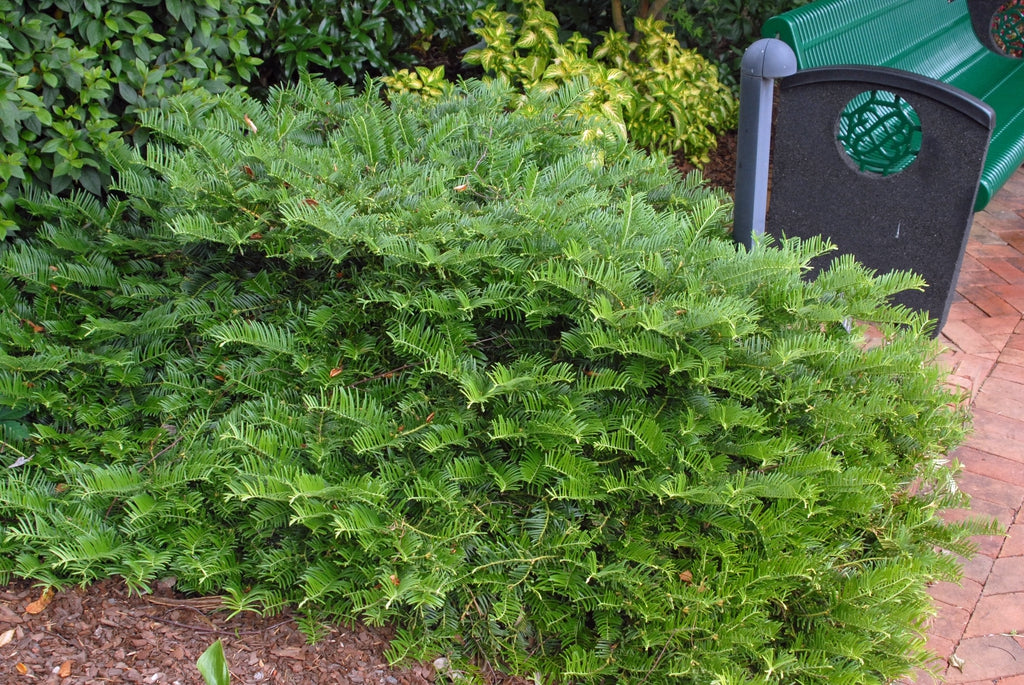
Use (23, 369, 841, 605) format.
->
(762, 0, 1024, 210)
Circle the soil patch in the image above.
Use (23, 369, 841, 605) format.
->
(678, 130, 738, 194)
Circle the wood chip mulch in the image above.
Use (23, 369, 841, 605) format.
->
(0, 578, 529, 684)
(677, 131, 738, 195)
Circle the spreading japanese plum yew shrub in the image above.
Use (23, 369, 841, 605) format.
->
(0, 76, 980, 683)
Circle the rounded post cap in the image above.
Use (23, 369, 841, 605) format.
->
(741, 38, 797, 79)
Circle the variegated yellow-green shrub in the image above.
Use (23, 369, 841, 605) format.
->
(460, 0, 736, 164)
(380, 65, 453, 99)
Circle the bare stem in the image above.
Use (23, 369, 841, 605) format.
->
(611, 0, 627, 33)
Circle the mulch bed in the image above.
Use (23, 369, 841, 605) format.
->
(678, 130, 738, 194)
(0, 578, 530, 684)
(0, 134, 738, 685)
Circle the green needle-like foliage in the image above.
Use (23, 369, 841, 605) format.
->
(0, 75, 982, 683)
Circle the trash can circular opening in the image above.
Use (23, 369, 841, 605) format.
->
(992, 0, 1024, 57)
(836, 90, 922, 176)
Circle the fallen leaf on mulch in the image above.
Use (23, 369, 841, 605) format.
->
(59, 660, 72, 677)
(0, 628, 14, 647)
(24, 587, 54, 614)
(15, 662, 28, 675)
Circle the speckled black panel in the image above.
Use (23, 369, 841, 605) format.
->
(766, 66, 995, 332)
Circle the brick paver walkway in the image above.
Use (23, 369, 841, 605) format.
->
(907, 168, 1024, 684)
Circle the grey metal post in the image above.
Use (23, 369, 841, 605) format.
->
(733, 38, 797, 250)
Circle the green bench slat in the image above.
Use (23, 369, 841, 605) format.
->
(980, 98, 1024, 208)
(762, 1, 973, 71)
(762, 0, 1024, 210)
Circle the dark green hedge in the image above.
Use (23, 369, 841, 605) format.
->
(259, 0, 487, 85)
(0, 0, 264, 233)
(0, 0, 485, 235)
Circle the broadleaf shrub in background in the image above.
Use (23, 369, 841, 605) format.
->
(0, 0, 265, 232)
(0, 0, 489, 237)
(259, 0, 487, 86)
(379, 64, 453, 99)
(0, 76, 984, 683)
(463, 0, 736, 164)
(515, 0, 812, 89)
(660, 0, 812, 87)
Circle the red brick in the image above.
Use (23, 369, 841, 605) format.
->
(966, 244, 1024, 261)
(968, 315, 1023, 345)
(924, 633, 956, 662)
(1007, 256, 1024, 273)
(957, 552, 994, 585)
(1005, 331, 1024, 349)
(1000, 346, 1024, 366)
(1004, 524, 1024, 557)
(946, 376, 978, 405)
(928, 600, 971, 642)
(929, 577, 983, 609)
(947, 300, 987, 321)
(939, 336, 964, 355)
(967, 226, 1008, 245)
(985, 196, 1024, 216)
(942, 320, 1003, 358)
(961, 435, 1024, 466)
(992, 675, 1024, 685)
(980, 557, 1024, 595)
(940, 495, 1014, 532)
(963, 593, 1024, 637)
(944, 635, 1024, 681)
(955, 446, 1024, 488)
(936, 349, 958, 373)
(988, 283, 1024, 312)
(957, 287, 1019, 318)
(967, 220, 1011, 245)
(965, 410, 1024, 463)
(979, 374, 1024, 394)
(958, 252, 987, 272)
(991, 361, 1024, 385)
(1005, 232, 1024, 255)
(974, 212, 1024, 236)
(975, 533, 1007, 558)
(959, 270, 1016, 289)
(956, 471, 1024, 511)
(973, 377, 1024, 423)
(986, 187, 1024, 205)
(945, 354, 996, 397)
(982, 259, 1024, 284)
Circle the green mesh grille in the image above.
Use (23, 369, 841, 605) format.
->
(993, 0, 1024, 57)
(837, 90, 922, 176)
